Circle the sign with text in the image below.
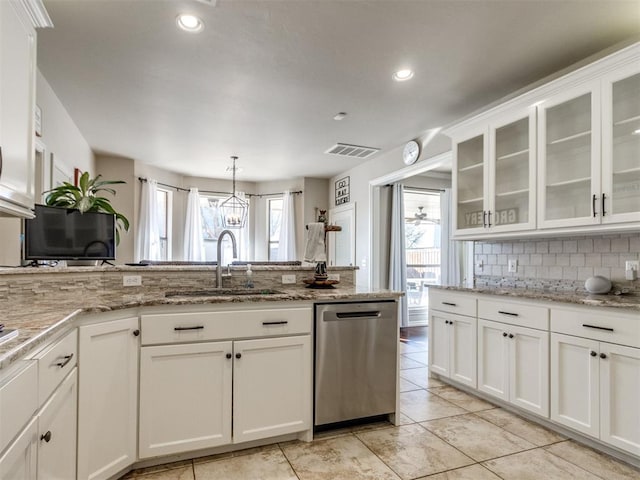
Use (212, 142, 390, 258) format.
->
(464, 208, 518, 227)
(335, 176, 350, 205)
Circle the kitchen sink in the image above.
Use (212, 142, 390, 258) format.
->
(164, 288, 285, 298)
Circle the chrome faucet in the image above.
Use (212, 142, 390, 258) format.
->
(216, 229, 238, 289)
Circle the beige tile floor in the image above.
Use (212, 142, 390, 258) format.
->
(122, 328, 640, 480)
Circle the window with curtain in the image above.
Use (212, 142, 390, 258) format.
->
(156, 188, 171, 260)
(268, 197, 283, 260)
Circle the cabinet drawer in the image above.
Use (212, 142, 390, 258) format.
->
(0, 361, 37, 454)
(429, 290, 476, 316)
(141, 307, 312, 345)
(551, 307, 640, 348)
(34, 329, 78, 406)
(478, 298, 548, 330)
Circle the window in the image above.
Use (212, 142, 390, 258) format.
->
(200, 196, 226, 261)
(268, 197, 283, 260)
(156, 188, 172, 260)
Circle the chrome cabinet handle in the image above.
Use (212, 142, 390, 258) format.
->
(56, 353, 73, 368)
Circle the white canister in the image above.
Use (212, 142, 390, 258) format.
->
(584, 275, 612, 294)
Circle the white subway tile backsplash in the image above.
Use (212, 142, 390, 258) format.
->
(502, 243, 513, 254)
(563, 266, 578, 280)
(549, 241, 563, 253)
(577, 238, 593, 253)
(549, 266, 563, 279)
(483, 244, 492, 254)
(524, 242, 536, 253)
(555, 254, 571, 266)
(570, 254, 585, 267)
(513, 243, 524, 254)
(602, 253, 619, 267)
(497, 254, 507, 265)
(563, 240, 578, 253)
(611, 237, 629, 253)
(487, 254, 497, 265)
(630, 236, 640, 253)
(492, 244, 502, 254)
(542, 254, 557, 266)
(585, 253, 602, 267)
(593, 237, 611, 252)
(530, 254, 543, 266)
(536, 241, 549, 253)
(577, 267, 594, 280)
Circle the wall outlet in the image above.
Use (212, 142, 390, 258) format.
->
(508, 259, 518, 273)
(123, 275, 142, 287)
(625, 260, 639, 271)
(328, 273, 340, 281)
(281, 274, 296, 284)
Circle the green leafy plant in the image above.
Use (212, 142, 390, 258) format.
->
(44, 171, 130, 244)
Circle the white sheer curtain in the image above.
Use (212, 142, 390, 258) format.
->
(276, 190, 296, 261)
(135, 179, 161, 262)
(235, 192, 251, 261)
(183, 187, 205, 261)
(440, 188, 472, 286)
(389, 183, 408, 328)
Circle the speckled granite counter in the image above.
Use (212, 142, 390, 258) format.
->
(431, 285, 640, 311)
(0, 284, 401, 372)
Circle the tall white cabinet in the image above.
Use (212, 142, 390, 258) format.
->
(0, 0, 51, 217)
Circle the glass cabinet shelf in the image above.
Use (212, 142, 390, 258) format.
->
(614, 114, 640, 126)
(495, 188, 529, 197)
(548, 130, 591, 145)
(496, 148, 529, 162)
(546, 177, 590, 188)
(458, 162, 483, 172)
(458, 196, 483, 205)
(615, 166, 640, 175)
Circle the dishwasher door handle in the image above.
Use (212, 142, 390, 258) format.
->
(332, 311, 382, 319)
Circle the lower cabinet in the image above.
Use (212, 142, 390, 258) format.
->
(77, 316, 139, 480)
(551, 333, 640, 456)
(37, 369, 77, 480)
(0, 416, 37, 479)
(429, 311, 477, 388)
(478, 319, 549, 417)
(139, 334, 311, 458)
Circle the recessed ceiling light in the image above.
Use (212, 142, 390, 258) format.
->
(633, 128, 640, 135)
(393, 69, 414, 82)
(176, 14, 204, 33)
(333, 112, 347, 121)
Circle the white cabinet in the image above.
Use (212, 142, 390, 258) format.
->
(428, 290, 477, 388)
(138, 306, 313, 459)
(452, 108, 536, 237)
(0, 0, 39, 217)
(37, 369, 77, 480)
(478, 319, 549, 417)
(233, 335, 311, 443)
(550, 307, 640, 456)
(139, 341, 232, 458)
(0, 416, 37, 479)
(78, 317, 139, 480)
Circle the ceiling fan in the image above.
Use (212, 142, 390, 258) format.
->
(406, 206, 440, 225)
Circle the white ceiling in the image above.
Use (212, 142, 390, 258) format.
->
(37, 0, 640, 182)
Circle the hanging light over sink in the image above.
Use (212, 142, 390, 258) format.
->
(220, 156, 248, 228)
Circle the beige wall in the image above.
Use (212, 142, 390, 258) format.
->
(0, 71, 95, 267)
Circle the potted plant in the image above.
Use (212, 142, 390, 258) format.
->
(44, 171, 130, 245)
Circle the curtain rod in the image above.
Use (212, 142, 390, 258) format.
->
(137, 177, 302, 198)
(384, 184, 445, 193)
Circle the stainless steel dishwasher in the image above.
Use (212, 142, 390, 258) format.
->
(314, 300, 398, 427)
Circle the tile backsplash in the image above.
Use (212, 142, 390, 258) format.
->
(474, 233, 640, 293)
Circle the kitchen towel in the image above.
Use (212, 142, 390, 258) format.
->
(303, 223, 327, 262)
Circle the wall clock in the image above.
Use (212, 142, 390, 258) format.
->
(402, 140, 420, 165)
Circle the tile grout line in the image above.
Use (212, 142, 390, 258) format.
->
(276, 442, 302, 480)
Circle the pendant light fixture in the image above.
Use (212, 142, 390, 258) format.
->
(220, 156, 248, 228)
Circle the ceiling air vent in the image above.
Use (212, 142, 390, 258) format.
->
(325, 143, 380, 159)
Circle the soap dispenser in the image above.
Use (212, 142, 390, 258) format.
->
(245, 264, 254, 288)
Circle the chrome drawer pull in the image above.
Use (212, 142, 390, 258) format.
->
(262, 321, 288, 325)
(174, 326, 205, 331)
(498, 311, 519, 317)
(582, 324, 614, 332)
(56, 353, 74, 368)
(442, 302, 457, 307)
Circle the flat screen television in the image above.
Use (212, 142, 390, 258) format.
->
(24, 204, 116, 261)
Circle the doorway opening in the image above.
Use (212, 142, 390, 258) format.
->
(404, 189, 441, 326)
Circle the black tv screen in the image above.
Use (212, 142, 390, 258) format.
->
(24, 204, 116, 260)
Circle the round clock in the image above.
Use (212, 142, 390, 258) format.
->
(403, 140, 420, 165)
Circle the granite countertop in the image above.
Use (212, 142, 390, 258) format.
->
(0, 287, 401, 371)
(431, 285, 640, 311)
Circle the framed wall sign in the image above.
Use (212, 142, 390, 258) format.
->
(335, 176, 350, 205)
(464, 208, 518, 227)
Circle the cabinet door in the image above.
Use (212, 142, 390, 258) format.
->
(600, 343, 640, 456)
(601, 65, 640, 224)
(428, 313, 451, 378)
(450, 314, 477, 388)
(509, 325, 549, 417)
(38, 369, 77, 480)
(550, 333, 599, 437)
(233, 335, 312, 443)
(477, 319, 509, 401)
(488, 108, 536, 233)
(0, 0, 36, 216)
(538, 82, 601, 229)
(78, 317, 138, 480)
(453, 126, 488, 235)
(0, 416, 37, 480)
(139, 341, 232, 458)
